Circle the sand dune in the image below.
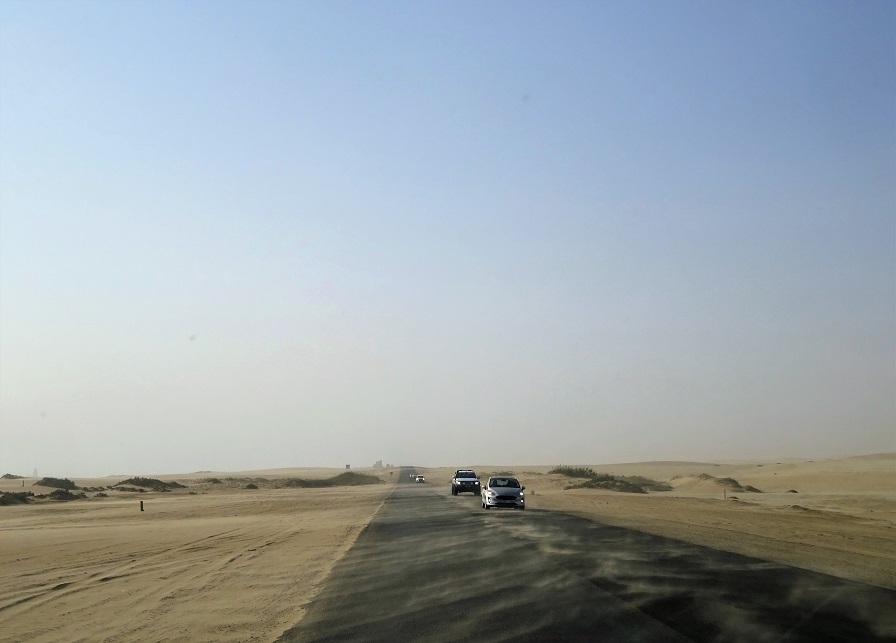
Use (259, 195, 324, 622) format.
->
(667, 473, 762, 493)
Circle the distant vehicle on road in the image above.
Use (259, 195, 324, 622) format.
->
(481, 476, 525, 510)
(451, 470, 481, 495)
(415, 475, 426, 483)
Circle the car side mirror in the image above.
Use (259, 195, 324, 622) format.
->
(522, 486, 526, 490)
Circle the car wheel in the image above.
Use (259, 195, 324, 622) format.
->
(519, 505, 525, 510)
(451, 487, 456, 496)
(484, 503, 491, 510)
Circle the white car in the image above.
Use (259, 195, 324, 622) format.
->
(415, 475, 426, 483)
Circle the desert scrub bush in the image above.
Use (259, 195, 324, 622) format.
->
(551, 467, 671, 494)
(328, 472, 383, 485)
(716, 476, 763, 492)
(548, 466, 596, 479)
(276, 472, 383, 488)
(0, 491, 34, 505)
(566, 478, 648, 493)
(34, 477, 79, 490)
(46, 489, 87, 501)
(116, 477, 185, 491)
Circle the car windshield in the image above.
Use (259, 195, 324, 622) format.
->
(456, 472, 476, 478)
(489, 478, 520, 489)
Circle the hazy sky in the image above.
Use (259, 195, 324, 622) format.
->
(1, 1, 894, 477)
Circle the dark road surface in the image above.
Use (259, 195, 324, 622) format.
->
(278, 468, 896, 643)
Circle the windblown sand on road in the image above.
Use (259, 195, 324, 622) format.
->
(0, 469, 394, 643)
(2, 455, 893, 641)
(423, 453, 896, 590)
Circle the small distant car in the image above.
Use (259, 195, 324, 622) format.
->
(415, 475, 426, 483)
(481, 476, 525, 510)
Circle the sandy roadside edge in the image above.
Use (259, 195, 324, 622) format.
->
(0, 474, 399, 643)
(531, 491, 896, 590)
(415, 457, 896, 590)
(269, 481, 396, 641)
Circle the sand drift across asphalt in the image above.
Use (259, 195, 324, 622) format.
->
(278, 468, 896, 642)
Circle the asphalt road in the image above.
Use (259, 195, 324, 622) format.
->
(278, 468, 896, 643)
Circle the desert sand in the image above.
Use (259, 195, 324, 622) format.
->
(1, 454, 893, 642)
(0, 469, 394, 643)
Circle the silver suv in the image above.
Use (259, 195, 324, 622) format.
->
(451, 470, 481, 495)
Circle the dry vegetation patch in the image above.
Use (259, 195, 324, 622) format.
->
(115, 477, 186, 492)
(549, 466, 672, 493)
(276, 471, 384, 488)
(34, 477, 79, 490)
(44, 489, 87, 501)
(0, 491, 34, 505)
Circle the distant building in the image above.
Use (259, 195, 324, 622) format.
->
(345, 464, 351, 470)
(373, 460, 383, 468)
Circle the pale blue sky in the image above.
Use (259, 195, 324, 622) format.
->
(1, 1, 893, 476)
